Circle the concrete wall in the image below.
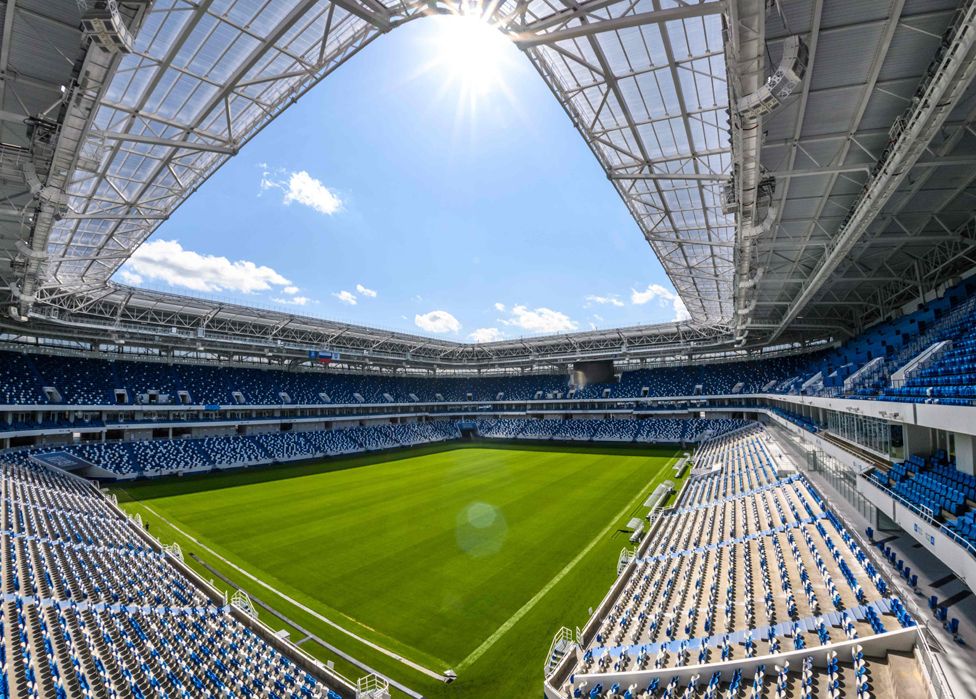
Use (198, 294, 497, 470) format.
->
(955, 433, 975, 475)
(858, 476, 976, 591)
(767, 394, 976, 440)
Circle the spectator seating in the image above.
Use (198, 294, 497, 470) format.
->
(770, 407, 820, 433)
(2, 419, 750, 479)
(0, 277, 972, 409)
(0, 459, 345, 698)
(555, 425, 917, 698)
(6, 423, 462, 476)
(475, 419, 750, 444)
(870, 451, 976, 520)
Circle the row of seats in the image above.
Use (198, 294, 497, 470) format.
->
(4, 423, 462, 476)
(770, 408, 820, 433)
(557, 425, 916, 698)
(2, 277, 976, 408)
(870, 451, 974, 519)
(1, 418, 750, 478)
(474, 418, 750, 444)
(0, 459, 346, 698)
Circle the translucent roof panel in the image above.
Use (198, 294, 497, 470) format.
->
(49, 0, 732, 324)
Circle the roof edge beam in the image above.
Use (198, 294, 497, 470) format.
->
(769, 0, 976, 343)
(511, 2, 725, 48)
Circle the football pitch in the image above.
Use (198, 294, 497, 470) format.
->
(113, 442, 683, 697)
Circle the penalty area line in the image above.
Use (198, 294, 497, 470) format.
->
(457, 455, 678, 671)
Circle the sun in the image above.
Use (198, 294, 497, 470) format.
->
(411, 11, 521, 128)
(432, 13, 511, 97)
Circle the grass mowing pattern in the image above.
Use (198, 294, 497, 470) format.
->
(114, 442, 681, 696)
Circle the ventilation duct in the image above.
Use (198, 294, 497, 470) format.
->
(737, 35, 809, 119)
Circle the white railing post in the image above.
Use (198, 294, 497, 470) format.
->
(230, 590, 257, 619)
(356, 674, 390, 699)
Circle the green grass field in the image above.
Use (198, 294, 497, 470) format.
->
(113, 442, 682, 697)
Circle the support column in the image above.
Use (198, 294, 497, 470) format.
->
(904, 424, 932, 458)
(954, 432, 975, 475)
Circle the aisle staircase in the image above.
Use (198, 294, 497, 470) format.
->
(544, 627, 580, 677)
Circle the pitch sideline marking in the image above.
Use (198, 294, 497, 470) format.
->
(133, 500, 448, 682)
(456, 454, 679, 671)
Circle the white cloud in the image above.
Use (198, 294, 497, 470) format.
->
(118, 269, 143, 285)
(273, 295, 312, 306)
(468, 327, 504, 343)
(631, 284, 691, 321)
(499, 305, 578, 334)
(415, 310, 461, 334)
(494, 302, 506, 312)
(673, 297, 690, 321)
(584, 294, 624, 307)
(333, 290, 357, 305)
(355, 283, 377, 298)
(282, 285, 299, 295)
(120, 239, 291, 294)
(260, 167, 342, 215)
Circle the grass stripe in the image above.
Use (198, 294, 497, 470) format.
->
(135, 499, 448, 682)
(456, 455, 677, 671)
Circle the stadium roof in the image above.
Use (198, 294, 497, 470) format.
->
(1, 0, 975, 369)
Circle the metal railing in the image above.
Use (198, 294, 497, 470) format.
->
(825, 475, 955, 699)
(860, 473, 976, 560)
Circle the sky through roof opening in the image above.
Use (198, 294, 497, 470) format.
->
(114, 15, 686, 341)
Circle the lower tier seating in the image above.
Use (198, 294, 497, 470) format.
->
(0, 460, 346, 698)
(476, 418, 751, 444)
(553, 426, 920, 699)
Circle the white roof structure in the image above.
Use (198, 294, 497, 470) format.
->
(1, 0, 975, 369)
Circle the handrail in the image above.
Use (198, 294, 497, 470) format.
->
(915, 625, 955, 699)
(860, 473, 976, 559)
(822, 480, 954, 699)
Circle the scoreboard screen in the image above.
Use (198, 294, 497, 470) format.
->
(572, 360, 615, 386)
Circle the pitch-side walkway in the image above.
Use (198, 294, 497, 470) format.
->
(190, 553, 424, 698)
(137, 501, 449, 683)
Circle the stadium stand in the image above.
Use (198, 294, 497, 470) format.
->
(550, 426, 923, 698)
(770, 408, 821, 433)
(869, 450, 976, 522)
(0, 459, 346, 698)
(0, 419, 747, 478)
(2, 282, 976, 411)
(3, 423, 465, 476)
(6, 1, 975, 696)
(473, 419, 750, 445)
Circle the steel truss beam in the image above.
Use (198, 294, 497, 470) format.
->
(766, 0, 976, 342)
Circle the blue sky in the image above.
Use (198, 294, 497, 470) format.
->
(117, 15, 688, 341)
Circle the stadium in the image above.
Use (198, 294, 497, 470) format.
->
(2, 0, 976, 697)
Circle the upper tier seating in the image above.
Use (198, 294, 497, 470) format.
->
(1, 276, 975, 408)
(885, 329, 976, 404)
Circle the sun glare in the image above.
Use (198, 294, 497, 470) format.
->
(413, 12, 520, 125)
(434, 13, 510, 97)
